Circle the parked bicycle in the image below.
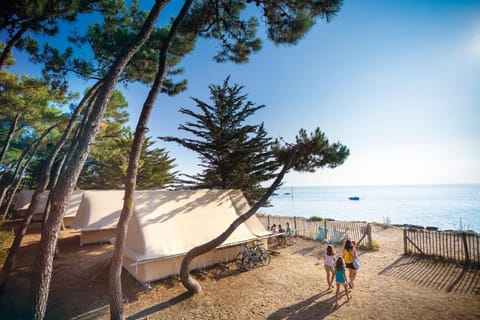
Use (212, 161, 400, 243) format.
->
(235, 241, 270, 271)
(285, 231, 297, 245)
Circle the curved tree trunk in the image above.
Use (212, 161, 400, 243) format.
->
(3, 150, 37, 218)
(0, 141, 35, 219)
(108, 1, 193, 319)
(0, 23, 29, 69)
(0, 84, 99, 299)
(26, 2, 167, 319)
(41, 83, 101, 227)
(1, 124, 57, 220)
(180, 155, 294, 294)
(0, 113, 21, 167)
(41, 152, 67, 229)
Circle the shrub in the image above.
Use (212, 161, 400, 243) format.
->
(0, 223, 14, 264)
(308, 216, 323, 222)
(358, 239, 380, 251)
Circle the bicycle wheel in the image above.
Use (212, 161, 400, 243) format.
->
(243, 255, 255, 270)
(255, 246, 270, 266)
(235, 252, 246, 271)
(260, 252, 271, 266)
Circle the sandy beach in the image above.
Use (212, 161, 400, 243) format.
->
(1, 223, 479, 319)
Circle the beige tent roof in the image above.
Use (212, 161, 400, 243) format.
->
(14, 190, 49, 214)
(64, 190, 85, 218)
(72, 189, 271, 262)
(72, 190, 124, 231)
(124, 189, 271, 264)
(14, 189, 84, 218)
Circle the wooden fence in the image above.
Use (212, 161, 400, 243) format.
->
(404, 228, 480, 265)
(256, 214, 372, 248)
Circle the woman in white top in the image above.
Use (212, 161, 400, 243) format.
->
(324, 245, 336, 289)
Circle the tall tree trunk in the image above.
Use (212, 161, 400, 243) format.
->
(180, 154, 294, 294)
(1, 124, 57, 219)
(0, 142, 34, 218)
(26, 2, 167, 319)
(108, 1, 193, 319)
(0, 113, 21, 167)
(59, 86, 99, 175)
(0, 84, 99, 299)
(2, 124, 57, 217)
(41, 152, 67, 229)
(41, 83, 101, 227)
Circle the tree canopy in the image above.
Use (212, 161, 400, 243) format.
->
(162, 76, 280, 204)
(1, 1, 345, 318)
(180, 126, 349, 294)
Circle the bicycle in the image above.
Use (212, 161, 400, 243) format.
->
(235, 241, 270, 271)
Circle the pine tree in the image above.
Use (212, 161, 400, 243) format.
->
(162, 77, 280, 204)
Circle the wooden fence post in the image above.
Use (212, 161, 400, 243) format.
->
(462, 232, 470, 264)
(294, 216, 297, 231)
(403, 228, 407, 254)
(267, 215, 270, 228)
(366, 223, 372, 249)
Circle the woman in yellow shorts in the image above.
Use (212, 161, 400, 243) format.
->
(343, 239, 358, 289)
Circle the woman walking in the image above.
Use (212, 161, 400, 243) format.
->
(343, 239, 358, 289)
(323, 245, 336, 289)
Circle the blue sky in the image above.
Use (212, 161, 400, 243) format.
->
(4, 0, 480, 186)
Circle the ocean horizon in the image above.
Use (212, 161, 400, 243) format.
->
(258, 183, 480, 233)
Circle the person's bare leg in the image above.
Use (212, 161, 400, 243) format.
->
(344, 283, 350, 300)
(335, 283, 340, 307)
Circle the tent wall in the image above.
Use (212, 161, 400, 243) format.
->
(79, 229, 117, 246)
(13, 189, 83, 226)
(63, 190, 85, 227)
(13, 190, 48, 215)
(122, 189, 272, 283)
(71, 189, 272, 282)
(63, 216, 76, 228)
(123, 244, 242, 283)
(72, 190, 124, 244)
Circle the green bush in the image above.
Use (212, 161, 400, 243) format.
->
(308, 216, 324, 221)
(0, 224, 14, 264)
(358, 239, 380, 251)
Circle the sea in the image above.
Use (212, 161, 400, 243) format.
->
(258, 184, 480, 233)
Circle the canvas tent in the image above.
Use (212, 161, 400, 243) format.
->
(124, 189, 271, 283)
(63, 190, 85, 226)
(13, 189, 83, 226)
(14, 190, 49, 216)
(71, 190, 124, 245)
(72, 189, 271, 282)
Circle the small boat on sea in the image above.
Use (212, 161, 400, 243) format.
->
(348, 196, 360, 201)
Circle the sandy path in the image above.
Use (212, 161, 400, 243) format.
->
(1, 224, 479, 319)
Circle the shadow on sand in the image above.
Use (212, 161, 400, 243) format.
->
(266, 289, 343, 320)
(379, 254, 480, 294)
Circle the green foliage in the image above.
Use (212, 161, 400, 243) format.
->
(0, 223, 14, 264)
(79, 132, 177, 190)
(0, 0, 103, 69)
(258, 0, 343, 44)
(181, 1, 342, 63)
(161, 76, 280, 204)
(273, 127, 350, 171)
(137, 137, 177, 189)
(35, 1, 196, 94)
(358, 239, 380, 251)
(0, 70, 68, 178)
(308, 215, 324, 221)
